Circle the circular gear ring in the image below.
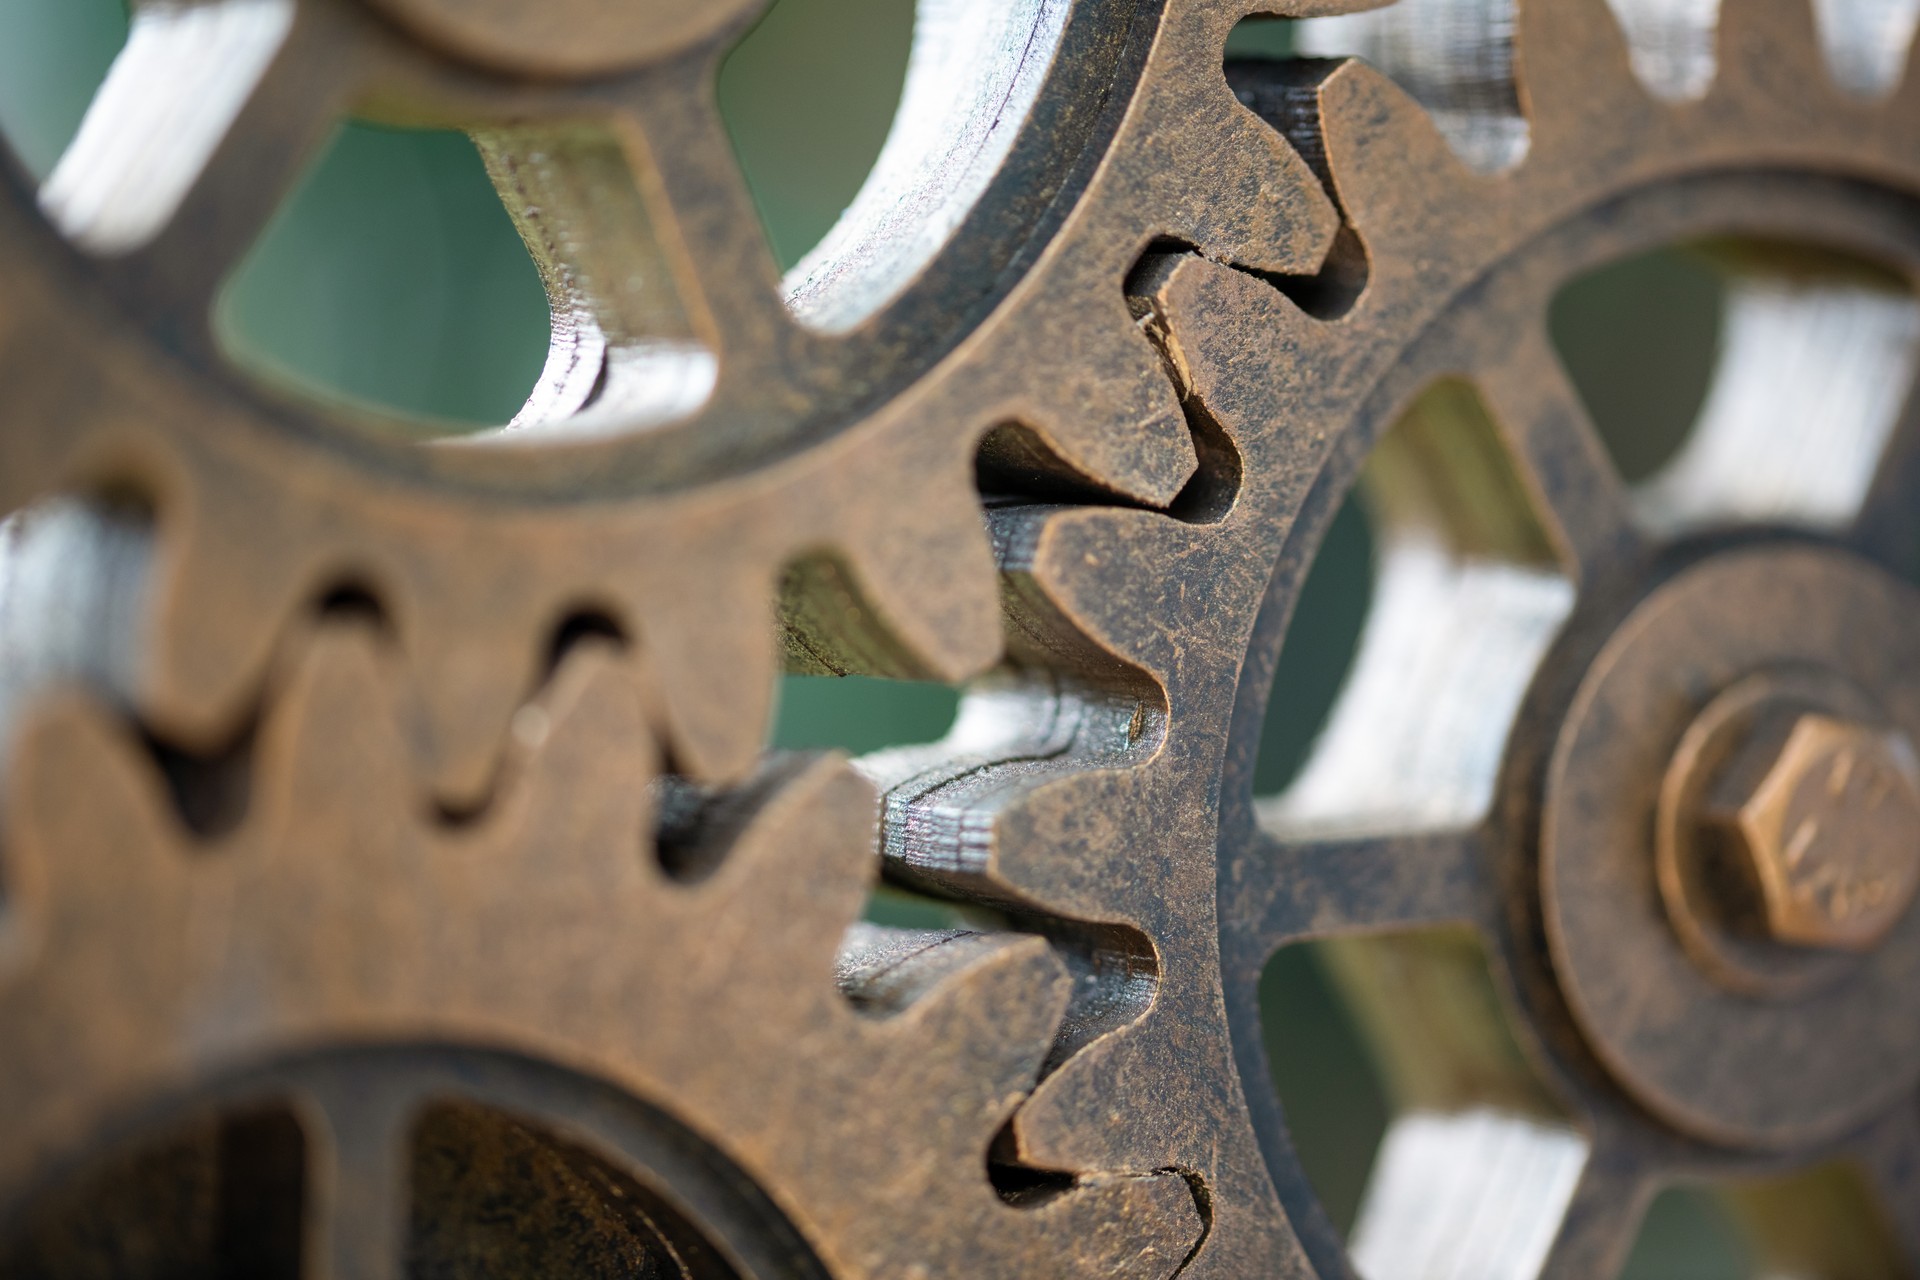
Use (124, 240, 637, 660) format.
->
(1186, 0, 1920, 1272)
(0, 0, 1333, 1272)
(864, 0, 1920, 1273)
(0, 0, 1339, 807)
(7, 0, 1920, 1275)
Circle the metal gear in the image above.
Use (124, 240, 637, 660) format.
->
(0, 628, 1200, 1277)
(1181, 0, 1920, 1271)
(0, 0, 1342, 1273)
(0, 0, 1341, 808)
(6, 0, 1920, 1276)
(857, 0, 1920, 1272)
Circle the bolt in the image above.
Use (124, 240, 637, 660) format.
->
(1708, 713, 1920, 951)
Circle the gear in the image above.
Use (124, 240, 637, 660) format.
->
(0, 627, 1202, 1276)
(0, 0, 1339, 808)
(8, 0, 1920, 1275)
(863, 0, 1920, 1273)
(0, 0, 1336, 1273)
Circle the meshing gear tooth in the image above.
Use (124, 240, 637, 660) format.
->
(0, 0, 1339, 808)
(0, 631, 1203, 1276)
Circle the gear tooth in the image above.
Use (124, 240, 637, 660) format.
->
(1005, 298, 1201, 509)
(992, 773, 1154, 921)
(1008, 1038, 1151, 1174)
(1021, 1172, 1204, 1279)
(1026, 508, 1207, 675)
(1515, 0, 1655, 143)
(506, 641, 658, 861)
(817, 463, 1002, 682)
(1146, 254, 1325, 426)
(641, 566, 778, 783)
(1174, 100, 1341, 277)
(1137, 0, 1337, 274)
(887, 932, 1071, 1115)
(1712, 0, 1833, 104)
(256, 626, 413, 840)
(406, 601, 553, 809)
(1, 697, 182, 1191)
(7, 693, 179, 923)
(141, 502, 319, 754)
(712, 755, 880, 963)
(1317, 59, 1480, 260)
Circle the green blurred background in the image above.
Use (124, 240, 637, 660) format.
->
(0, 2, 1750, 1271)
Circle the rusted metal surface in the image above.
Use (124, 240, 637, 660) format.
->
(2, 0, 1919, 1276)
(1547, 550, 1920, 1149)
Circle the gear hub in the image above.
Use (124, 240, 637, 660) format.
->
(1547, 547, 1920, 1147)
(1705, 709, 1920, 952)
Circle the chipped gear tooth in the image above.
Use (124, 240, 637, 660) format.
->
(999, 0, 1920, 1270)
(992, 292, 1205, 508)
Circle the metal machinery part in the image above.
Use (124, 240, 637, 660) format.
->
(1, 0, 1919, 1275)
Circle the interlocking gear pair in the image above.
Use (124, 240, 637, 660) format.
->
(3, 0, 1920, 1275)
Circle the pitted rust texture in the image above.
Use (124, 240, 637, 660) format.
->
(4, 0, 1920, 1275)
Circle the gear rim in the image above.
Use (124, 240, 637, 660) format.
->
(1, 1043, 835, 1280)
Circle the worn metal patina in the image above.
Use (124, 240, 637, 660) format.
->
(2, 0, 1920, 1275)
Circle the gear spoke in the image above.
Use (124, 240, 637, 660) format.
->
(603, 71, 802, 399)
(1473, 321, 1643, 586)
(1532, 1157, 1652, 1280)
(297, 1072, 417, 1280)
(472, 123, 719, 437)
(1224, 826, 1494, 956)
(47, 2, 358, 337)
(1852, 381, 1920, 567)
(1848, 1101, 1920, 1263)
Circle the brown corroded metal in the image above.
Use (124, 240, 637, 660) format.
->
(1707, 711, 1920, 951)
(1654, 667, 1891, 999)
(1190, 0, 1920, 1273)
(0, 636, 1199, 1277)
(0, 0, 1340, 1272)
(4, 0, 1920, 1275)
(1547, 549, 1920, 1149)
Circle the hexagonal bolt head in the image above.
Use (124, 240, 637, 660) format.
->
(1707, 713, 1920, 951)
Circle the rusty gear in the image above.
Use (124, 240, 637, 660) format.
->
(0, 0, 1341, 808)
(0, 628, 1201, 1277)
(0, 0, 1329, 1272)
(6, 0, 1920, 1275)
(870, 0, 1920, 1273)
